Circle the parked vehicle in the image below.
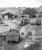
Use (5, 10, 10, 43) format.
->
(20, 19, 30, 26)
(5, 29, 20, 43)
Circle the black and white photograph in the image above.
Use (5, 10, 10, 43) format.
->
(0, 0, 42, 50)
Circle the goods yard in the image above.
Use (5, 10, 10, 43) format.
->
(0, 8, 42, 50)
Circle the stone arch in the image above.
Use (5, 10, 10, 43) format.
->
(32, 15, 36, 18)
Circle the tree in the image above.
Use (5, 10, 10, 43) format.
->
(23, 8, 37, 17)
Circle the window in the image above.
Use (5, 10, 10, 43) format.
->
(21, 32, 24, 35)
(29, 31, 32, 36)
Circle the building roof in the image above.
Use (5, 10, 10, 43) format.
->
(1, 9, 23, 17)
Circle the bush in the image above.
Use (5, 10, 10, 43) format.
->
(23, 41, 41, 50)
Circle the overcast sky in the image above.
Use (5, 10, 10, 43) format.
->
(0, 0, 42, 8)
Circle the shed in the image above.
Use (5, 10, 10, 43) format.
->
(2, 12, 14, 20)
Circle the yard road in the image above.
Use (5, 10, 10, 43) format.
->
(2, 38, 34, 50)
(35, 24, 42, 50)
(2, 39, 25, 50)
(0, 24, 42, 50)
(35, 25, 42, 36)
(0, 20, 20, 33)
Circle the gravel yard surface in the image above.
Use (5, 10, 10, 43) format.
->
(0, 24, 42, 50)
